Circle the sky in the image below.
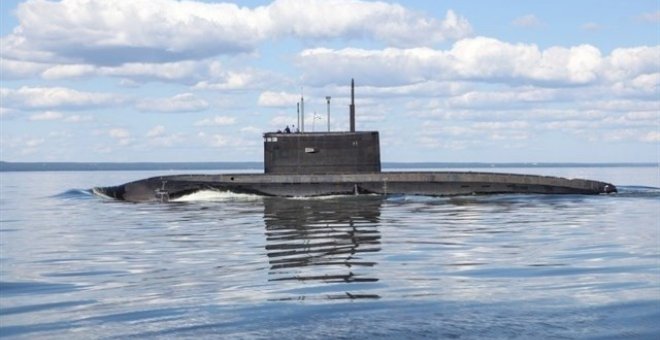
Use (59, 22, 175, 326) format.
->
(0, 0, 658, 163)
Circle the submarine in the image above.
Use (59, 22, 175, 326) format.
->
(94, 79, 617, 202)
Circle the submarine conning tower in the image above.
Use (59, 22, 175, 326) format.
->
(264, 79, 381, 175)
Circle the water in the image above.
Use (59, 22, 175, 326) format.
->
(1, 166, 659, 339)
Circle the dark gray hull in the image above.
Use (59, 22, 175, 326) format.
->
(94, 171, 617, 202)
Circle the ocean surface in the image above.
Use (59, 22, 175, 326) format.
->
(1, 165, 659, 339)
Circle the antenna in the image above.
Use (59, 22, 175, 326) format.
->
(325, 96, 331, 132)
(296, 102, 300, 132)
(300, 88, 305, 133)
(349, 78, 355, 132)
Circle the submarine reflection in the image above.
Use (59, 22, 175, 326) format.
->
(263, 196, 383, 301)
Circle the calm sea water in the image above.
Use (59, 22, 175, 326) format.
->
(1, 166, 659, 339)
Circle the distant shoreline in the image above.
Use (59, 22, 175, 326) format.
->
(1, 161, 657, 172)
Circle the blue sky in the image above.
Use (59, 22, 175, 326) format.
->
(1, 0, 658, 162)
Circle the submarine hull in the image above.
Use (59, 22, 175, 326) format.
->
(94, 171, 617, 202)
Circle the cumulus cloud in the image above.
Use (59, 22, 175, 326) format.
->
(0, 58, 49, 79)
(240, 126, 262, 134)
(0, 135, 48, 156)
(146, 125, 166, 138)
(2, 0, 471, 68)
(258, 91, 300, 107)
(581, 22, 602, 31)
(512, 14, 542, 28)
(108, 128, 132, 145)
(193, 68, 288, 91)
(270, 115, 297, 127)
(63, 115, 93, 123)
(640, 131, 660, 142)
(421, 120, 530, 141)
(145, 125, 187, 146)
(297, 37, 660, 87)
(109, 128, 130, 139)
(35, 59, 270, 87)
(0, 107, 17, 118)
(24, 138, 45, 148)
(194, 116, 237, 126)
(136, 93, 208, 113)
(3, 0, 259, 65)
(29, 111, 64, 121)
(37, 60, 212, 83)
(23, 111, 93, 123)
(198, 133, 257, 148)
(41, 64, 96, 80)
(267, 3, 471, 46)
(446, 88, 561, 109)
(638, 11, 660, 23)
(1, 86, 124, 110)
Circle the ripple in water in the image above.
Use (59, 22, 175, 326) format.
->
(1, 172, 658, 339)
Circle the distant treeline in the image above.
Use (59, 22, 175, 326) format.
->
(0, 162, 263, 172)
(0, 161, 656, 172)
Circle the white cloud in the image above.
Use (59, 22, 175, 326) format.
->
(605, 46, 660, 81)
(0, 107, 17, 118)
(146, 125, 166, 138)
(446, 88, 560, 109)
(543, 120, 593, 131)
(473, 121, 529, 130)
(258, 91, 299, 107)
(41, 64, 96, 79)
(581, 22, 602, 31)
(579, 99, 659, 112)
(638, 11, 660, 23)
(297, 37, 659, 87)
(240, 126, 262, 134)
(416, 136, 475, 150)
(203, 134, 259, 149)
(420, 120, 530, 142)
(7, 135, 47, 156)
(210, 135, 229, 147)
(29, 111, 63, 121)
(1, 86, 124, 110)
(193, 69, 283, 91)
(194, 116, 237, 126)
(39, 61, 208, 82)
(640, 131, 660, 142)
(0, 58, 49, 79)
(2, 0, 471, 68)
(48, 131, 72, 139)
(150, 133, 186, 147)
(145, 126, 187, 147)
(3, 0, 260, 65)
(109, 128, 130, 139)
(63, 115, 93, 123)
(267, 3, 471, 46)
(512, 14, 542, 28)
(270, 115, 297, 127)
(136, 93, 208, 113)
(108, 128, 132, 146)
(25, 138, 44, 147)
(100, 61, 210, 82)
(630, 73, 660, 89)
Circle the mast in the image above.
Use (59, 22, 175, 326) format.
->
(301, 90, 305, 133)
(349, 78, 355, 132)
(326, 96, 331, 132)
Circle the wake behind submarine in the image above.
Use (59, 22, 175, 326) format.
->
(95, 79, 617, 202)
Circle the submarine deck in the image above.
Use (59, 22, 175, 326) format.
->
(95, 171, 617, 202)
